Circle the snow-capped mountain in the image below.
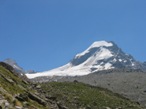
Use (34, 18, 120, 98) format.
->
(26, 41, 145, 79)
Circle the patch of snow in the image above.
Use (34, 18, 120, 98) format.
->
(79, 48, 113, 66)
(119, 59, 122, 62)
(129, 59, 135, 66)
(13, 65, 21, 69)
(113, 58, 117, 62)
(26, 66, 91, 79)
(90, 41, 113, 48)
(132, 63, 135, 66)
(104, 63, 113, 69)
(26, 61, 115, 79)
(21, 73, 24, 76)
(76, 41, 113, 57)
(98, 48, 113, 59)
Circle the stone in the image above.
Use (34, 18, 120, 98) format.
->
(28, 92, 47, 106)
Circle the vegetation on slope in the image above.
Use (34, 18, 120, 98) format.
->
(39, 81, 143, 109)
(0, 62, 144, 109)
(0, 62, 50, 109)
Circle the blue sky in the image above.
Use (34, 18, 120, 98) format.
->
(0, 0, 146, 71)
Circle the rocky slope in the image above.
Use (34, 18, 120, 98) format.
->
(0, 62, 143, 109)
(0, 62, 52, 109)
(57, 69, 146, 107)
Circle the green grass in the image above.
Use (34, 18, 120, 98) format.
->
(0, 65, 50, 109)
(40, 82, 143, 109)
(0, 66, 27, 94)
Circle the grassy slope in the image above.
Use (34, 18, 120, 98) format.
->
(58, 70, 146, 106)
(40, 82, 143, 109)
(0, 63, 144, 109)
(0, 64, 50, 109)
(0, 66, 26, 94)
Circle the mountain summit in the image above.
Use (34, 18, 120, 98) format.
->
(26, 41, 144, 79)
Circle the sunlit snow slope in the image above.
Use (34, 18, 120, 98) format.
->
(26, 41, 141, 79)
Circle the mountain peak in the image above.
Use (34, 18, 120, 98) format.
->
(26, 41, 145, 79)
(75, 41, 113, 58)
(90, 41, 113, 48)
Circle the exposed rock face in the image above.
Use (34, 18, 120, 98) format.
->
(0, 62, 29, 82)
(142, 62, 146, 69)
(0, 62, 14, 72)
(3, 59, 26, 74)
(28, 92, 47, 106)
